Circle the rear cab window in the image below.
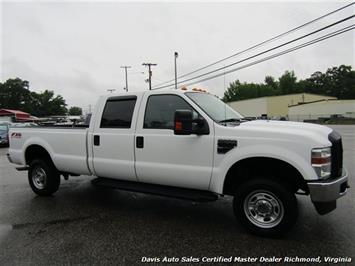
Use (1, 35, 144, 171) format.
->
(100, 96, 137, 128)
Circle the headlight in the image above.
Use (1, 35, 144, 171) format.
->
(312, 147, 331, 179)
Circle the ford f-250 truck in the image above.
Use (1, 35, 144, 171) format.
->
(7, 89, 349, 237)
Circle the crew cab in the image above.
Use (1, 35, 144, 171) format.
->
(7, 89, 349, 237)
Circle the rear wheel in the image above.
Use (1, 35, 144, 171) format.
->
(28, 159, 60, 196)
(233, 178, 298, 237)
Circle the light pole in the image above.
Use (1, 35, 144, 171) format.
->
(174, 52, 178, 90)
(120, 66, 131, 92)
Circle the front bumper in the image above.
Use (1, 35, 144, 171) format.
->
(307, 169, 349, 215)
(308, 169, 349, 202)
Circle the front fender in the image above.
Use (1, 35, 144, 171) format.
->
(209, 144, 317, 194)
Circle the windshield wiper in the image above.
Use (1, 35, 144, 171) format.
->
(218, 118, 242, 123)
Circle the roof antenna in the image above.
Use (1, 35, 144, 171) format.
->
(224, 64, 227, 125)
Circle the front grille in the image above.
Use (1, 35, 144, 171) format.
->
(328, 130, 343, 178)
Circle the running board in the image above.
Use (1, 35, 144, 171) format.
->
(91, 178, 218, 202)
(16, 166, 29, 171)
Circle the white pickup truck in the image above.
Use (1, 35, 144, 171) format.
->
(7, 89, 349, 237)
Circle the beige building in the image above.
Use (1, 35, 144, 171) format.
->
(289, 99, 355, 122)
(228, 93, 336, 118)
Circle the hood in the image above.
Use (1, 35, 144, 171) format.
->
(234, 120, 333, 147)
(243, 120, 332, 135)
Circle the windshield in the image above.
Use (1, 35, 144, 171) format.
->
(186, 92, 243, 122)
(0, 125, 8, 131)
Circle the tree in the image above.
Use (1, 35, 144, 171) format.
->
(306, 65, 355, 99)
(223, 80, 275, 102)
(0, 78, 31, 111)
(278, 71, 297, 94)
(264, 75, 280, 94)
(68, 106, 83, 116)
(223, 80, 241, 102)
(223, 65, 355, 102)
(0, 78, 68, 117)
(31, 90, 67, 117)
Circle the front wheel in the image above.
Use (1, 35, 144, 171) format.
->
(28, 159, 60, 196)
(233, 178, 298, 238)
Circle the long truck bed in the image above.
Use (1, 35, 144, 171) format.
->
(8, 127, 91, 175)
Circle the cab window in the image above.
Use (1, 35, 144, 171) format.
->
(144, 95, 198, 129)
(100, 97, 136, 128)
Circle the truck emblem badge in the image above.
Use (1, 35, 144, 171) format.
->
(11, 132, 22, 138)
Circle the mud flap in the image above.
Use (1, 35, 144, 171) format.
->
(313, 200, 336, 215)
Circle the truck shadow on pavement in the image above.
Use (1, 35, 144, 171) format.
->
(0, 177, 353, 264)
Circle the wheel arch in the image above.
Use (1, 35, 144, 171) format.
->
(25, 144, 56, 170)
(223, 157, 308, 196)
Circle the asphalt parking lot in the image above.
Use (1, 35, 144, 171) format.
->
(0, 125, 354, 265)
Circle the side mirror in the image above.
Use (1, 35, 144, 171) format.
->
(174, 109, 193, 135)
(174, 110, 210, 135)
(193, 117, 210, 135)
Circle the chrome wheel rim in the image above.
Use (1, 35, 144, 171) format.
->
(32, 167, 47, 189)
(243, 190, 284, 228)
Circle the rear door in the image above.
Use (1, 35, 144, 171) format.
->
(92, 95, 139, 181)
(134, 93, 214, 190)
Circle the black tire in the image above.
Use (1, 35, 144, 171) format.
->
(28, 159, 60, 196)
(233, 178, 298, 238)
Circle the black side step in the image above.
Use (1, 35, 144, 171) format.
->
(91, 178, 218, 202)
(16, 166, 29, 171)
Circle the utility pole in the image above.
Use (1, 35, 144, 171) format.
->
(174, 52, 178, 90)
(223, 63, 226, 91)
(120, 66, 131, 92)
(142, 63, 157, 90)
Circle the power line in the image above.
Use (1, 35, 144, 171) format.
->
(153, 14, 355, 90)
(153, 2, 355, 88)
(173, 24, 355, 89)
(152, 76, 170, 83)
(151, 24, 354, 90)
(154, 15, 355, 89)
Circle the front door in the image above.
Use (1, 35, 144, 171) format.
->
(134, 94, 214, 190)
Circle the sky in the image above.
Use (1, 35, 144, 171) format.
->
(1, 0, 354, 112)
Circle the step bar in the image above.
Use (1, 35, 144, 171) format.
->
(91, 178, 219, 202)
